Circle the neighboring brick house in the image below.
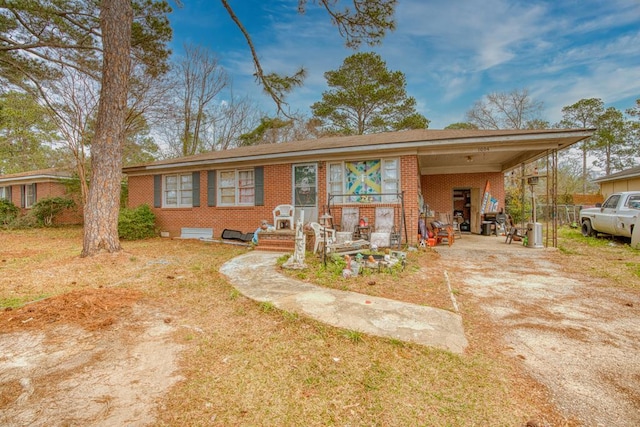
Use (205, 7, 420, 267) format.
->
(123, 128, 592, 245)
(0, 168, 83, 225)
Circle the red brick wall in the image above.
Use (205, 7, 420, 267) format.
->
(421, 172, 505, 215)
(128, 166, 294, 237)
(6, 181, 82, 224)
(127, 157, 502, 245)
(128, 157, 419, 242)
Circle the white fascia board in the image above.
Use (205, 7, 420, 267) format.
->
(0, 174, 69, 184)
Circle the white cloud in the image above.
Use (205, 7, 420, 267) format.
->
(170, 0, 640, 128)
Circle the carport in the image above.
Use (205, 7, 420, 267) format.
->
(416, 128, 594, 247)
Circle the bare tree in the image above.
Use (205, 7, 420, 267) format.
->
(173, 44, 228, 156)
(466, 89, 545, 130)
(46, 70, 100, 205)
(204, 92, 262, 151)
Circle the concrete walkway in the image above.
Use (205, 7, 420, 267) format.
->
(220, 251, 468, 354)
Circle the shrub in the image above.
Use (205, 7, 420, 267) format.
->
(31, 197, 76, 226)
(0, 199, 19, 226)
(118, 204, 156, 240)
(8, 212, 40, 229)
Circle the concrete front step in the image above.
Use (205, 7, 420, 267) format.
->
(253, 231, 314, 253)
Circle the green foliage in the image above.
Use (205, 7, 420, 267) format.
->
(7, 212, 40, 229)
(0, 198, 19, 226)
(0, 91, 61, 174)
(593, 106, 633, 175)
(298, 0, 396, 50)
(311, 52, 429, 135)
(238, 117, 292, 146)
(251, 0, 396, 112)
(505, 185, 531, 225)
(444, 122, 478, 130)
(118, 204, 156, 240)
(558, 97, 638, 180)
(341, 329, 364, 343)
(0, 1, 172, 92)
(259, 301, 276, 313)
(120, 180, 129, 208)
(31, 197, 75, 226)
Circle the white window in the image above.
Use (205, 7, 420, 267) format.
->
(328, 163, 343, 203)
(0, 187, 7, 200)
(163, 173, 192, 207)
(327, 158, 400, 203)
(219, 169, 255, 206)
(24, 184, 36, 208)
(381, 159, 399, 202)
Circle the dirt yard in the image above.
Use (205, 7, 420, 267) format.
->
(1, 228, 639, 426)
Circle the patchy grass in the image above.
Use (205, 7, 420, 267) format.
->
(557, 227, 640, 289)
(0, 227, 572, 426)
(278, 248, 454, 311)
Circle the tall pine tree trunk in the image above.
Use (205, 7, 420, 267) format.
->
(81, 0, 132, 257)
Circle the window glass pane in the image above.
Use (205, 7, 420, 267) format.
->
(180, 174, 192, 191)
(238, 170, 254, 187)
(604, 195, 619, 209)
(383, 160, 398, 179)
(220, 171, 235, 187)
(166, 190, 177, 205)
(382, 159, 398, 201)
(180, 191, 192, 205)
(294, 165, 316, 207)
(221, 187, 235, 204)
(628, 195, 640, 208)
(26, 184, 35, 207)
(165, 175, 177, 190)
(328, 163, 343, 202)
(239, 188, 254, 204)
(329, 164, 342, 182)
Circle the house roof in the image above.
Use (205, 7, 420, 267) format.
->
(593, 165, 640, 183)
(123, 128, 594, 175)
(0, 168, 74, 185)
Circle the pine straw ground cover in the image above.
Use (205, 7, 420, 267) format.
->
(1, 226, 637, 426)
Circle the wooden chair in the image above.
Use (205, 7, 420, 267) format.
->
(505, 226, 525, 244)
(431, 220, 455, 246)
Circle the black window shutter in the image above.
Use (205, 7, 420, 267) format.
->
(254, 166, 264, 206)
(32, 183, 36, 203)
(20, 185, 25, 208)
(207, 170, 216, 207)
(192, 171, 200, 207)
(153, 175, 162, 208)
(7, 186, 12, 201)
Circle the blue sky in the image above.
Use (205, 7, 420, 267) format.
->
(168, 0, 640, 129)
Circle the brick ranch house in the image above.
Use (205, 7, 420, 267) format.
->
(0, 168, 83, 224)
(123, 128, 592, 246)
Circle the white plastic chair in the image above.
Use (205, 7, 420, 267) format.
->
(273, 204, 295, 230)
(309, 222, 336, 253)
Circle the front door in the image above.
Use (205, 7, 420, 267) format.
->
(293, 163, 318, 223)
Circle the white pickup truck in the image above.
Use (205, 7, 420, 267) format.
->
(580, 191, 640, 238)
